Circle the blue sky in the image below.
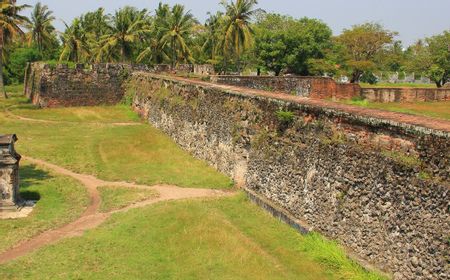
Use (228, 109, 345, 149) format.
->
(23, 0, 450, 46)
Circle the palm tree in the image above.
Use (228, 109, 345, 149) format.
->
(221, 0, 258, 71)
(59, 18, 90, 62)
(27, 2, 55, 55)
(96, 6, 148, 63)
(202, 12, 223, 62)
(137, 2, 169, 64)
(0, 0, 29, 98)
(159, 4, 196, 68)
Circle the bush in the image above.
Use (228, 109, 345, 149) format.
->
(276, 110, 295, 124)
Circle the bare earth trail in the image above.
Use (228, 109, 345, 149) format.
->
(4, 106, 142, 126)
(0, 156, 234, 264)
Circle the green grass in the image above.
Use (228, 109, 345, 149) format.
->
(0, 161, 89, 253)
(0, 194, 385, 280)
(0, 93, 232, 189)
(11, 104, 141, 123)
(342, 99, 450, 120)
(98, 186, 158, 213)
(359, 82, 436, 88)
(5, 84, 24, 94)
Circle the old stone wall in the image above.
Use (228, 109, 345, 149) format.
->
(23, 62, 145, 108)
(129, 73, 449, 280)
(361, 87, 450, 103)
(210, 75, 361, 100)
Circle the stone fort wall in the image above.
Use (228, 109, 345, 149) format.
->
(22, 63, 450, 279)
(129, 73, 449, 280)
(23, 62, 149, 108)
(211, 75, 361, 100)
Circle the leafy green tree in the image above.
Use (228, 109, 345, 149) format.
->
(159, 4, 196, 67)
(0, 0, 29, 98)
(59, 18, 90, 63)
(26, 2, 55, 55)
(96, 7, 148, 63)
(407, 31, 450, 87)
(5, 45, 39, 84)
(221, 0, 259, 71)
(336, 23, 396, 83)
(254, 14, 333, 76)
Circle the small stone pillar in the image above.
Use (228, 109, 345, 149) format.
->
(0, 134, 21, 212)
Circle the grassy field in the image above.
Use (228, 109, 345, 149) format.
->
(98, 186, 159, 212)
(0, 87, 386, 279)
(0, 92, 232, 189)
(0, 194, 385, 280)
(342, 99, 450, 120)
(0, 161, 88, 253)
(359, 82, 437, 88)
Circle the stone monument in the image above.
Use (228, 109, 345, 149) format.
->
(0, 134, 21, 213)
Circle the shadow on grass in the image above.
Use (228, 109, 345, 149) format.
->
(18, 164, 53, 202)
(19, 164, 53, 189)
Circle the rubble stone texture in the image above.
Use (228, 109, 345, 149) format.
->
(130, 74, 449, 280)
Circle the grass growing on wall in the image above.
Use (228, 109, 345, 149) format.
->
(0, 194, 386, 280)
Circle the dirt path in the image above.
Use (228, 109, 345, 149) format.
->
(0, 156, 233, 264)
(4, 106, 141, 127)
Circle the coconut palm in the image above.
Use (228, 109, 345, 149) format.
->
(0, 0, 29, 98)
(202, 11, 223, 62)
(59, 18, 90, 63)
(159, 4, 196, 68)
(96, 6, 148, 63)
(221, 0, 258, 70)
(137, 2, 170, 64)
(27, 2, 55, 55)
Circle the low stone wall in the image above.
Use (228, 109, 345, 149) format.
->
(210, 75, 361, 100)
(23, 63, 141, 108)
(129, 73, 449, 280)
(361, 87, 450, 103)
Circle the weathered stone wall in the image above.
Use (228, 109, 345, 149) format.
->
(129, 73, 449, 280)
(23, 63, 142, 108)
(210, 75, 361, 100)
(361, 87, 450, 103)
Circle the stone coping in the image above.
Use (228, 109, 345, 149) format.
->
(135, 73, 450, 136)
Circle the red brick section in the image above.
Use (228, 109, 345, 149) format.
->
(157, 74, 450, 133)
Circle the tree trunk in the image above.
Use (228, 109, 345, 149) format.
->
(0, 30, 7, 99)
(171, 37, 176, 69)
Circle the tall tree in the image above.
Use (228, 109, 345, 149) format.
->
(159, 4, 196, 67)
(221, 0, 259, 71)
(26, 2, 55, 55)
(202, 11, 223, 62)
(254, 14, 333, 76)
(0, 0, 29, 98)
(407, 31, 450, 87)
(59, 18, 90, 63)
(96, 6, 148, 63)
(336, 23, 396, 83)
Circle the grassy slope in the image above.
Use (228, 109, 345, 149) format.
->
(342, 99, 450, 120)
(0, 93, 232, 189)
(0, 194, 385, 280)
(98, 186, 158, 213)
(0, 161, 89, 253)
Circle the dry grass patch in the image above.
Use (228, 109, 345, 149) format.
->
(98, 186, 159, 213)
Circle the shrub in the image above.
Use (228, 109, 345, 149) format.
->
(276, 110, 295, 124)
